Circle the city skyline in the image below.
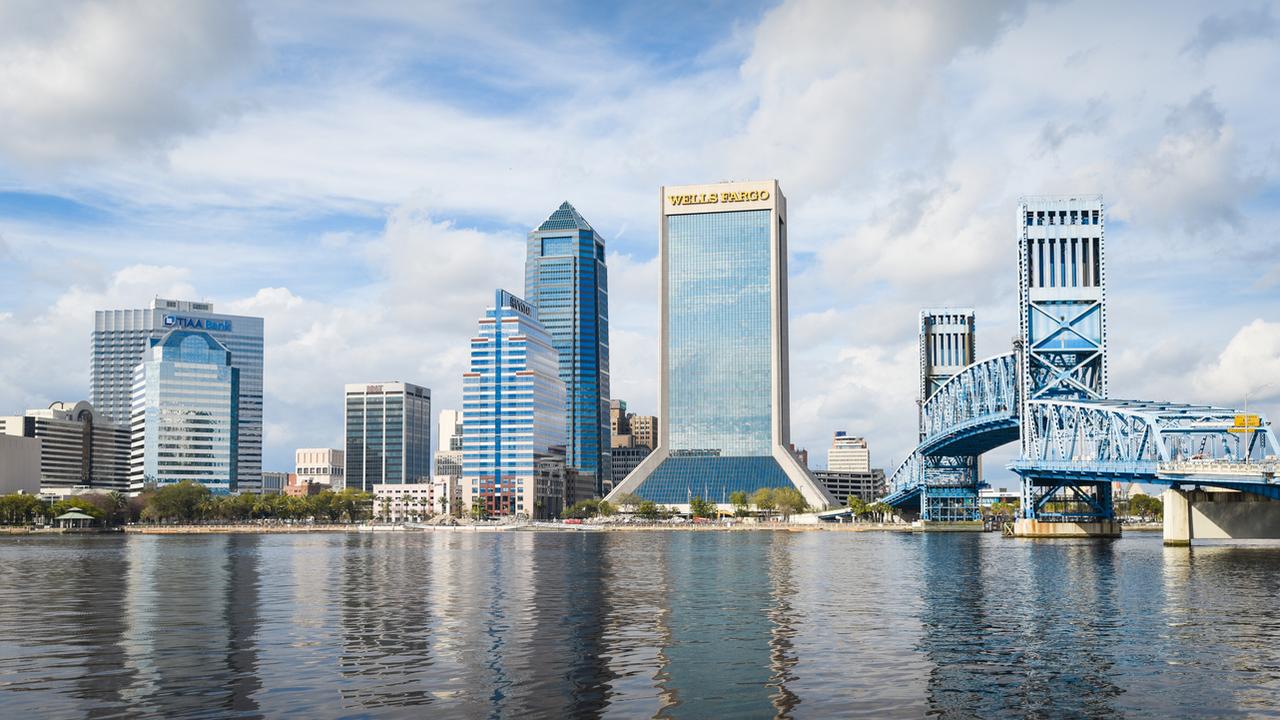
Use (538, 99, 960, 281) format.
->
(0, 2, 1278, 480)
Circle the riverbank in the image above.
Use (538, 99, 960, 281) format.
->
(126, 524, 361, 534)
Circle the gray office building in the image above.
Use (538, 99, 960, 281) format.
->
(0, 401, 129, 492)
(345, 382, 432, 492)
(92, 298, 264, 492)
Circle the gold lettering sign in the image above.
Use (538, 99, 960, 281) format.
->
(669, 189, 770, 207)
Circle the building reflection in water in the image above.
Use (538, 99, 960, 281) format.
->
(652, 532, 782, 719)
(916, 534, 1126, 717)
(335, 533, 435, 711)
(764, 533, 800, 716)
(121, 534, 264, 718)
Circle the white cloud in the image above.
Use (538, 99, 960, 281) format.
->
(1, 0, 1279, 477)
(0, 0, 257, 168)
(0, 265, 198, 413)
(1192, 320, 1280, 404)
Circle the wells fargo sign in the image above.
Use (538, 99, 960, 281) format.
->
(668, 188, 771, 207)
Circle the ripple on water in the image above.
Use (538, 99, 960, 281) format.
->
(0, 531, 1278, 718)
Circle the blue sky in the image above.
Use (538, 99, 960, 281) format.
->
(0, 0, 1278, 479)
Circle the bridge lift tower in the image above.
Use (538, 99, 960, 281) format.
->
(918, 309, 981, 522)
(1013, 195, 1112, 527)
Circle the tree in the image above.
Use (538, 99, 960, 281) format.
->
(142, 482, 212, 523)
(471, 496, 487, 521)
(689, 496, 716, 519)
(989, 501, 1017, 518)
(869, 502, 893, 522)
(730, 491, 750, 518)
(774, 487, 808, 521)
(636, 500, 660, 521)
(1129, 493, 1163, 520)
(613, 493, 644, 513)
(597, 500, 615, 517)
(0, 494, 48, 525)
(50, 497, 106, 523)
(751, 488, 777, 519)
(846, 495, 868, 521)
(564, 499, 600, 519)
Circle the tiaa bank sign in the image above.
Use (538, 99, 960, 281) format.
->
(163, 315, 232, 332)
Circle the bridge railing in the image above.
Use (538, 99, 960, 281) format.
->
(920, 352, 1019, 445)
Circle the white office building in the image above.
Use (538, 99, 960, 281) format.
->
(827, 432, 871, 473)
(93, 298, 263, 492)
(434, 409, 464, 477)
(371, 482, 435, 523)
(296, 448, 345, 488)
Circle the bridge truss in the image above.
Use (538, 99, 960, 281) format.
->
(884, 353, 1020, 521)
(1010, 399, 1280, 517)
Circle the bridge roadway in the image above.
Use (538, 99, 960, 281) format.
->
(881, 354, 1280, 520)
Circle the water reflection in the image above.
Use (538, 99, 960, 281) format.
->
(3, 532, 1280, 718)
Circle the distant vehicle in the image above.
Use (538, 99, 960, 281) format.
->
(563, 518, 583, 525)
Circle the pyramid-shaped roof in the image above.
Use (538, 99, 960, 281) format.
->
(537, 201, 593, 232)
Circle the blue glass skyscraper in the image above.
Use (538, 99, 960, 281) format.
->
(130, 330, 239, 494)
(606, 181, 835, 510)
(525, 202, 610, 498)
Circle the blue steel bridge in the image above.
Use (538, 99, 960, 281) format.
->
(879, 196, 1280, 526)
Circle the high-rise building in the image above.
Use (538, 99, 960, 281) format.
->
(606, 180, 835, 510)
(609, 445, 652, 491)
(344, 382, 432, 492)
(439, 409, 464, 451)
(827, 432, 870, 473)
(295, 448, 344, 488)
(130, 330, 240, 494)
(525, 202, 610, 497)
(609, 399, 630, 438)
(93, 298, 264, 492)
(462, 290, 567, 519)
(630, 414, 657, 451)
(0, 401, 129, 492)
(919, 309, 976, 404)
(433, 409, 464, 477)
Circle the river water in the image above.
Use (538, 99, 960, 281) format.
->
(1, 530, 1278, 719)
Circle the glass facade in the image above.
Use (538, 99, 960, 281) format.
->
(666, 210, 773, 456)
(525, 202, 610, 496)
(93, 299, 263, 492)
(344, 383, 431, 492)
(611, 181, 834, 510)
(462, 290, 566, 518)
(130, 330, 240, 494)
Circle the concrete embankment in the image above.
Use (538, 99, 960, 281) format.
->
(126, 524, 360, 534)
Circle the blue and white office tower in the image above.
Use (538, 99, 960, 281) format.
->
(462, 290, 568, 519)
(605, 181, 835, 511)
(130, 330, 239, 494)
(525, 201, 610, 500)
(93, 298, 264, 492)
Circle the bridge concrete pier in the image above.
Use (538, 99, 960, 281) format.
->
(1012, 519, 1121, 538)
(1163, 488, 1280, 546)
